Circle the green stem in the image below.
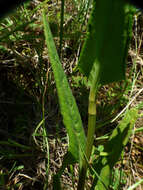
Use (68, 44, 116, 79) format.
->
(77, 58, 100, 189)
(59, 0, 65, 58)
(77, 86, 98, 190)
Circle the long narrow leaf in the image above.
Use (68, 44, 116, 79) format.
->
(127, 179, 143, 190)
(42, 9, 86, 186)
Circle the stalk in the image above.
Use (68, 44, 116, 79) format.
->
(42, 70, 50, 190)
(77, 81, 99, 190)
(59, 0, 65, 58)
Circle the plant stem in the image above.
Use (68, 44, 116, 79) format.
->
(77, 58, 100, 189)
(59, 0, 65, 58)
(77, 87, 98, 190)
(42, 70, 50, 190)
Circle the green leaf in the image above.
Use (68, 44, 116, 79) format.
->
(91, 108, 138, 189)
(42, 9, 86, 185)
(78, 0, 135, 85)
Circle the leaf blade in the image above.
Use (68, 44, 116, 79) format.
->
(42, 9, 86, 163)
(92, 108, 138, 189)
(78, 0, 135, 85)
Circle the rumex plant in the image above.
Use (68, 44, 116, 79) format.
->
(42, 0, 138, 189)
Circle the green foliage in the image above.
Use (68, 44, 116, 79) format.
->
(77, 1, 137, 188)
(127, 179, 143, 190)
(78, 0, 136, 85)
(42, 9, 86, 188)
(0, 1, 142, 189)
(110, 168, 127, 190)
(92, 108, 138, 189)
(42, 0, 140, 188)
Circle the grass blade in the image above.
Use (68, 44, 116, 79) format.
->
(59, 0, 65, 57)
(127, 179, 143, 190)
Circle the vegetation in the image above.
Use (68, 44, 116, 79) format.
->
(0, 0, 143, 189)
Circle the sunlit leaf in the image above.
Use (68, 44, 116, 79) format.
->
(78, 0, 135, 85)
(42, 9, 86, 188)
